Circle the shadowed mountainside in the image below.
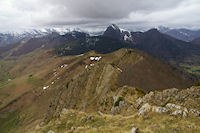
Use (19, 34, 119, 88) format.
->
(191, 37, 200, 45)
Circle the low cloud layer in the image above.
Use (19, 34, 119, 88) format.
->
(0, 0, 199, 31)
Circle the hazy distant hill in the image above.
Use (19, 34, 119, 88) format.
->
(159, 26, 200, 41)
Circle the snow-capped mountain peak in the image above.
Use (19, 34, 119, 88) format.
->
(0, 27, 84, 47)
(110, 24, 120, 30)
(103, 24, 133, 41)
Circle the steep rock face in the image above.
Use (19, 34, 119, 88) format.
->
(43, 49, 193, 122)
(103, 24, 133, 42)
(103, 24, 122, 40)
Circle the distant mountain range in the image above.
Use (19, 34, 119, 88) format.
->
(158, 26, 200, 42)
(1, 26, 200, 47)
(55, 24, 200, 66)
(0, 31, 88, 56)
(0, 28, 88, 47)
(1, 24, 200, 79)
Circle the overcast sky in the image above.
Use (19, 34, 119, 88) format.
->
(0, 0, 200, 32)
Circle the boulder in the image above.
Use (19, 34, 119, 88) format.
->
(131, 127, 140, 133)
(61, 108, 71, 115)
(97, 111, 104, 116)
(166, 103, 181, 110)
(182, 111, 187, 118)
(152, 106, 169, 113)
(189, 109, 200, 117)
(171, 110, 183, 116)
(111, 106, 120, 114)
(138, 103, 151, 116)
(47, 130, 55, 133)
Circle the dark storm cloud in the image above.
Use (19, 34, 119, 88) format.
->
(0, 0, 199, 31)
(45, 0, 182, 18)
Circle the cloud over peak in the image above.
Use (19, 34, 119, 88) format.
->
(0, 0, 199, 31)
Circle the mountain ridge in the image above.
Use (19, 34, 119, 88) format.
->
(159, 26, 200, 41)
(1, 24, 200, 79)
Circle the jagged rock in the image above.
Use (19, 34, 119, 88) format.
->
(111, 106, 120, 115)
(187, 125, 197, 129)
(166, 103, 181, 110)
(171, 109, 189, 118)
(182, 111, 187, 118)
(131, 127, 140, 133)
(183, 108, 189, 113)
(138, 103, 151, 116)
(61, 108, 71, 115)
(39, 121, 46, 127)
(47, 130, 55, 133)
(111, 96, 126, 114)
(136, 98, 143, 106)
(146, 91, 154, 99)
(135, 88, 199, 108)
(136, 87, 200, 118)
(119, 100, 127, 108)
(171, 110, 182, 115)
(136, 92, 154, 106)
(171, 110, 183, 116)
(162, 88, 179, 96)
(152, 106, 169, 113)
(189, 109, 200, 117)
(113, 96, 119, 103)
(97, 111, 104, 116)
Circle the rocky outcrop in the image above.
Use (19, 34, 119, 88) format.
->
(138, 103, 151, 116)
(111, 96, 127, 115)
(138, 103, 191, 118)
(137, 86, 200, 118)
(136, 87, 200, 110)
(166, 103, 182, 110)
(189, 109, 200, 117)
(152, 106, 169, 113)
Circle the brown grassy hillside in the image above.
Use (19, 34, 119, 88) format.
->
(0, 48, 196, 133)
